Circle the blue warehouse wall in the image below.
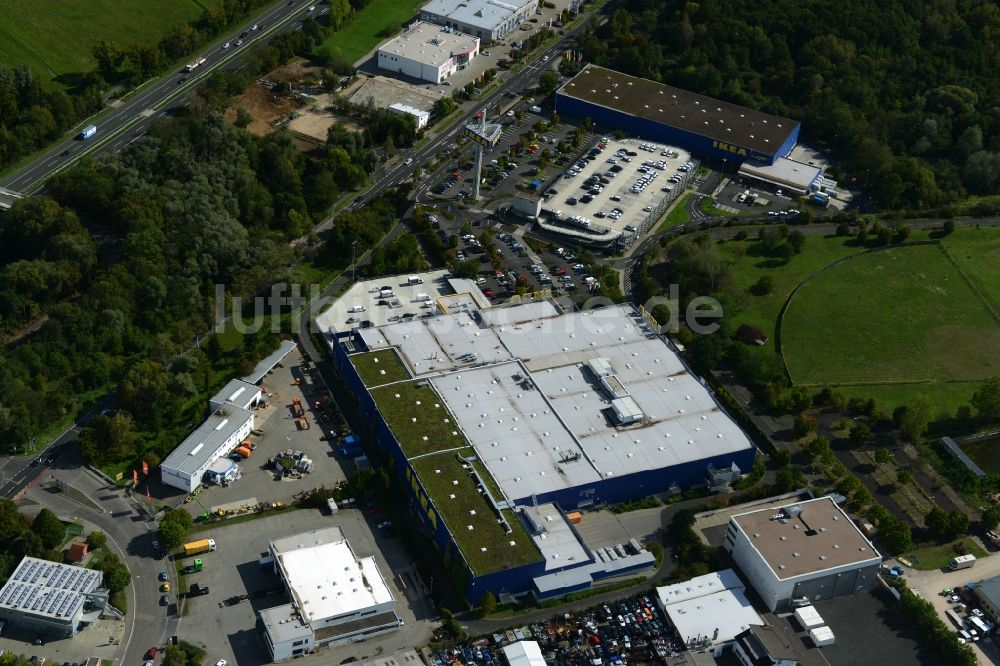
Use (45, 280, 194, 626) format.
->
(513, 447, 757, 510)
(555, 93, 793, 166)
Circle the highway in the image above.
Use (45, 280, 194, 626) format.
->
(0, 0, 327, 194)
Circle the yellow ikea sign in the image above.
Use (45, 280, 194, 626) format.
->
(712, 140, 748, 157)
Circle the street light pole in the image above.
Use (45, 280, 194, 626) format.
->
(351, 240, 358, 285)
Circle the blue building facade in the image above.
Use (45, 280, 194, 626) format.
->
(328, 329, 753, 603)
(555, 73, 800, 166)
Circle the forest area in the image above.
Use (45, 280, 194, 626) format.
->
(0, 106, 411, 471)
(576, 0, 1000, 212)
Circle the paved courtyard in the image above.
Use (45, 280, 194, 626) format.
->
(177, 508, 436, 666)
(178, 351, 351, 517)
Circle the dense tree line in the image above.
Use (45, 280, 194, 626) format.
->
(0, 110, 387, 462)
(0, 66, 103, 173)
(577, 0, 1000, 211)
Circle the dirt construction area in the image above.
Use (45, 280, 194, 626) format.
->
(288, 98, 364, 142)
(225, 84, 304, 136)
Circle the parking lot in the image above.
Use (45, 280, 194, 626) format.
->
(433, 593, 684, 666)
(762, 588, 931, 665)
(714, 178, 801, 219)
(178, 351, 351, 517)
(175, 508, 435, 666)
(548, 138, 691, 233)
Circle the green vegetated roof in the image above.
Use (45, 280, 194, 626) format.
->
(350, 349, 411, 386)
(369, 381, 467, 457)
(410, 452, 540, 575)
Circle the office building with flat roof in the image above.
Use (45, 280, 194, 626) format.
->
(724, 497, 882, 611)
(377, 22, 479, 84)
(0, 557, 106, 638)
(419, 0, 539, 44)
(260, 527, 400, 661)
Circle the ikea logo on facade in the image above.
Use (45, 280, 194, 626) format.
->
(712, 140, 748, 157)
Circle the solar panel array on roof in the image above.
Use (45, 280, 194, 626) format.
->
(0, 557, 102, 620)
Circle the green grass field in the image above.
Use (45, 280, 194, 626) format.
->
(0, 0, 218, 82)
(350, 349, 410, 386)
(904, 537, 986, 571)
(316, 0, 424, 66)
(718, 233, 871, 350)
(781, 244, 1000, 386)
(939, 227, 1000, 316)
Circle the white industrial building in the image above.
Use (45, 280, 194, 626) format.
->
(0, 557, 106, 638)
(502, 641, 546, 666)
(161, 341, 298, 492)
(655, 570, 765, 655)
(388, 103, 431, 130)
(724, 497, 882, 611)
(419, 0, 539, 44)
(260, 526, 401, 662)
(160, 379, 259, 492)
(377, 22, 479, 84)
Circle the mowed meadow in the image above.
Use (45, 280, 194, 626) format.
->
(0, 0, 219, 82)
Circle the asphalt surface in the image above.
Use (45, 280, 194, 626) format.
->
(18, 445, 175, 666)
(0, 0, 327, 194)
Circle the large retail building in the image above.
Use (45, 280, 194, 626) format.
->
(320, 272, 755, 603)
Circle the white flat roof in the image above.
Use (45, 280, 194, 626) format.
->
(523, 503, 591, 571)
(422, 0, 533, 31)
(378, 22, 478, 66)
(317, 270, 455, 332)
(738, 157, 820, 193)
(656, 569, 744, 607)
(502, 641, 546, 666)
(657, 570, 764, 646)
(271, 527, 393, 624)
(161, 405, 252, 477)
(354, 303, 753, 502)
(666, 588, 764, 646)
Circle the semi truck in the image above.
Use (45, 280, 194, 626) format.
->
(182, 538, 217, 556)
(184, 57, 207, 72)
(79, 125, 97, 140)
(949, 554, 977, 570)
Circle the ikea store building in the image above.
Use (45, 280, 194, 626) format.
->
(556, 65, 800, 166)
(320, 272, 756, 604)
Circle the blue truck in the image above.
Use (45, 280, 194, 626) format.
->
(79, 125, 97, 140)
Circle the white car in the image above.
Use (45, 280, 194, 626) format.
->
(216, 661, 227, 666)
(222, 42, 230, 49)
(251, 23, 259, 30)
(404, 157, 413, 166)
(308, 5, 316, 10)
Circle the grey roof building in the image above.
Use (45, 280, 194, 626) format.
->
(0, 557, 106, 638)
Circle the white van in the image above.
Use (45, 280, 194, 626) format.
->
(407, 276, 423, 285)
(530, 105, 542, 113)
(350, 304, 366, 313)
